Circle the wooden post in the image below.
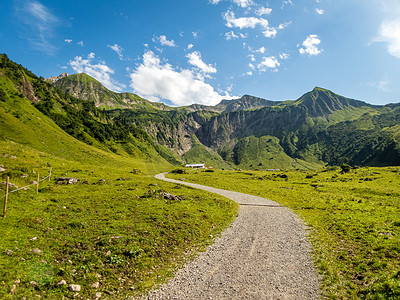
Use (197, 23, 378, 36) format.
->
(3, 176, 9, 218)
(48, 167, 52, 182)
(36, 173, 39, 194)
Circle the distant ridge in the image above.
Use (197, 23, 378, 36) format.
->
(33, 67, 400, 168)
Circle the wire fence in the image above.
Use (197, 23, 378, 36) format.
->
(1, 173, 51, 198)
(2, 168, 52, 217)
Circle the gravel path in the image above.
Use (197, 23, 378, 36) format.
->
(144, 173, 320, 299)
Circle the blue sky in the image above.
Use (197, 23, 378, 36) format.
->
(1, 0, 400, 106)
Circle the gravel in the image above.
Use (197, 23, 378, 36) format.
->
(143, 173, 320, 299)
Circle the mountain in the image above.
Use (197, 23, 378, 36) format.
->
(52, 73, 171, 110)
(0, 54, 182, 168)
(3, 55, 400, 170)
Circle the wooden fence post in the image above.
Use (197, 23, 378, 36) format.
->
(3, 176, 9, 218)
(36, 173, 39, 194)
(49, 167, 52, 182)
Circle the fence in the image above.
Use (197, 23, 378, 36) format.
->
(2, 167, 52, 218)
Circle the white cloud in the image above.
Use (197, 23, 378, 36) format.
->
(263, 27, 277, 38)
(209, 0, 253, 7)
(225, 31, 239, 40)
(281, 0, 293, 9)
(372, 0, 400, 58)
(77, 40, 84, 47)
(255, 46, 266, 53)
(249, 54, 256, 62)
(279, 52, 290, 59)
(153, 35, 176, 47)
(298, 34, 322, 56)
(69, 52, 125, 92)
(64, 39, 73, 43)
(258, 56, 280, 71)
(187, 44, 194, 50)
(224, 10, 269, 29)
(14, 0, 59, 54)
(186, 51, 217, 74)
(255, 6, 272, 16)
(129, 51, 231, 106)
(192, 31, 199, 38)
(233, 0, 254, 7)
(375, 19, 400, 58)
(107, 43, 124, 60)
(316, 8, 324, 15)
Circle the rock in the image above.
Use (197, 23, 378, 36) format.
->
(68, 284, 81, 292)
(0, 166, 6, 172)
(57, 280, 67, 286)
(31, 248, 42, 254)
(10, 284, 17, 293)
(45, 72, 69, 83)
(29, 281, 37, 287)
(56, 177, 79, 184)
(20, 258, 25, 261)
(29, 237, 38, 240)
(6, 250, 13, 255)
(10, 156, 17, 159)
(159, 192, 181, 201)
(14, 279, 20, 285)
(91, 281, 100, 289)
(21, 174, 28, 178)
(95, 292, 102, 299)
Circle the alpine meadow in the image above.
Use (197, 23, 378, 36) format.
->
(1, 44, 399, 299)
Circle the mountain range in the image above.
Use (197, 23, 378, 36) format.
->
(1, 53, 399, 170)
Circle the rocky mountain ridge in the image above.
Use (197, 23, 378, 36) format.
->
(4, 60, 400, 169)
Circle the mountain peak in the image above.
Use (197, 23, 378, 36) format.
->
(45, 72, 69, 83)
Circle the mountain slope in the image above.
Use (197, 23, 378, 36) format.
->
(44, 69, 400, 169)
(0, 54, 179, 168)
(52, 73, 171, 110)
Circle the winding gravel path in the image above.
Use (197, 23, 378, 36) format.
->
(144, 173, 320, 299)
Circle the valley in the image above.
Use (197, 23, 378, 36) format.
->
(0, 53, 399, 299)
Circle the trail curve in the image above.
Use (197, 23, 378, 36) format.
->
(144, 173, 320, 299)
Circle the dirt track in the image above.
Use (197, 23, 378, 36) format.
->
(143, 173, 320, 299)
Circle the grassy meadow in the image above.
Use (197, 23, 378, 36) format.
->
(167, 167, 400, 299)
(0, 141, 238, 299)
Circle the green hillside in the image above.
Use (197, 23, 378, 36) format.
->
(47, 68, 400, 169)
(0, 53, 238, 299)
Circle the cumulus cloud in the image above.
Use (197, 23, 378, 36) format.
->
(298, 34, 322, 56)
(279, 53, 290, 59)
(372, 1, 400, 58)
(225, 31, 239, 40)
(258, 56, 280, 71)
(224, 10, 269, 29)
(210, 0, 253, 7)
(375, 19, 400, 58)
(255, 6, 272, 16)
(153, 35, 176, 47)
(187, 44, 194, 50)
(14, 0, 59, 54)
(107, 43, 124, 60)
(232, 0, 254, 7)
(69, 52, 125, 92)
(316, 8, 324, 15)
(77, 40, 84, 47)
(64, 39, 73, 43)
(263, 27, 277, 38)
(186, 51, 217, 75)
(129, 51, 231, 106)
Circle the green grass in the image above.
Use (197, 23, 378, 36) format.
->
(0, 142, 238, 299)
(166, 167, 400, 299)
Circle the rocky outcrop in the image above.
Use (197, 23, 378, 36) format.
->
(45, 72, 69, 83)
